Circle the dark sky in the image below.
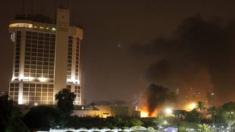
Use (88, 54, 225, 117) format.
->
(1, 0, 235, 104)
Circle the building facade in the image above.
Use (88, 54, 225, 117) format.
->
(8, 8, 83, 105)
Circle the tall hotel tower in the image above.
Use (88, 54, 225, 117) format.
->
(8, 8, 83, 105)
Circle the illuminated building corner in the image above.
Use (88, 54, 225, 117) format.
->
(8, 8, 83, 106)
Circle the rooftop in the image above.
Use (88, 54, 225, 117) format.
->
(14, 14, 54, 24)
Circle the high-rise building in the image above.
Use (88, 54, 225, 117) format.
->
(8, 8, 83, 105)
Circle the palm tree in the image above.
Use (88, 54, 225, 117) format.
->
(197, 101, 206, 112)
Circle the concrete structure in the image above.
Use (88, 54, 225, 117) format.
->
(8, 8, 83, 105)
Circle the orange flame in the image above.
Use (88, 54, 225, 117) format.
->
(139, 105, 159, 118)
(140, 110, 149, 118)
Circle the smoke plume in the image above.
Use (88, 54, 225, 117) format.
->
(145, 83, 175, 116)
(132, 15, 235, 105)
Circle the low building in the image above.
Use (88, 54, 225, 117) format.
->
(72, 102, 140, 118)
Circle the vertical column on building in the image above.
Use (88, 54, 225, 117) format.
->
(76, 38, 81, 104)
(71, 36, 77, 84)
(70, 35, 76, 96)
(72, 36, 81, 105)
(10, 31, 16, 81)
(18, 30, 26, 104)
(9, 31, 16, 102)
(71, 28, 83, 105)
(54, 8, 70, 103)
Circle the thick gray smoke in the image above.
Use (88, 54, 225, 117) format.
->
(146, 83, 175, 116)
(132, 15, 235, 105)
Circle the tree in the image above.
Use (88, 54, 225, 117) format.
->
(23, 106, 60, 130)
(0, 94, 29, 132)
(222, 102, 235, 110)
(197, 124, 213, 132)
(208, 106, 217, 123)
(217, 102, 235, 127)
(141, 118, 158, 127)
(178, 122, 198, 132)
(174, 110, 188, 121)
(55, 88, 76, 115)
(197, 101, 206, 112)
(129, 118, 143, 126)
(185, 109, 203, 123)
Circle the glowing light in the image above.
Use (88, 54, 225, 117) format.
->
(9, 23, 54, 31)
(11, 76, 16, 81)
(38, 77, 48, 82)
(9, 23, 33, 28)
(102, 113, 110, 118)
(16, 75, 35, 81)
(18, 96, 23, 104)
(52, 27, 56, 31)
(163, 120, 168, 125)
(28, 24, 33, 28)
(10, 32, 16, 42)
(28, 77, 35, 81)
(140, 111, 149, 118)
(163, 107, 173, 116)
(34, 102, 38, 106)
(139, 106, 159, 118)
(67, 76, 80, 84)
(81, 106, 85, 110)
(39, 26, 44, 29)
(19, 74, 30, 81)
(185, 102, 197, 111)
(18, 89, 23, 105)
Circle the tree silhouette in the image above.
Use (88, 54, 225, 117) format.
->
(0, 94, 29, 132)
(55, 88, 76, 115)
(197, 101, 206, 112)
(23, 106, 59, 130)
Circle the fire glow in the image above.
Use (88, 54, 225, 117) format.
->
(139, 102, 200, 118)
(140, 110, 149, 118)
(139, 106, 159, 118)
(184, 102, 198, 111)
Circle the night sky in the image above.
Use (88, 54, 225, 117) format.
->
(1, 0, 235, 105)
